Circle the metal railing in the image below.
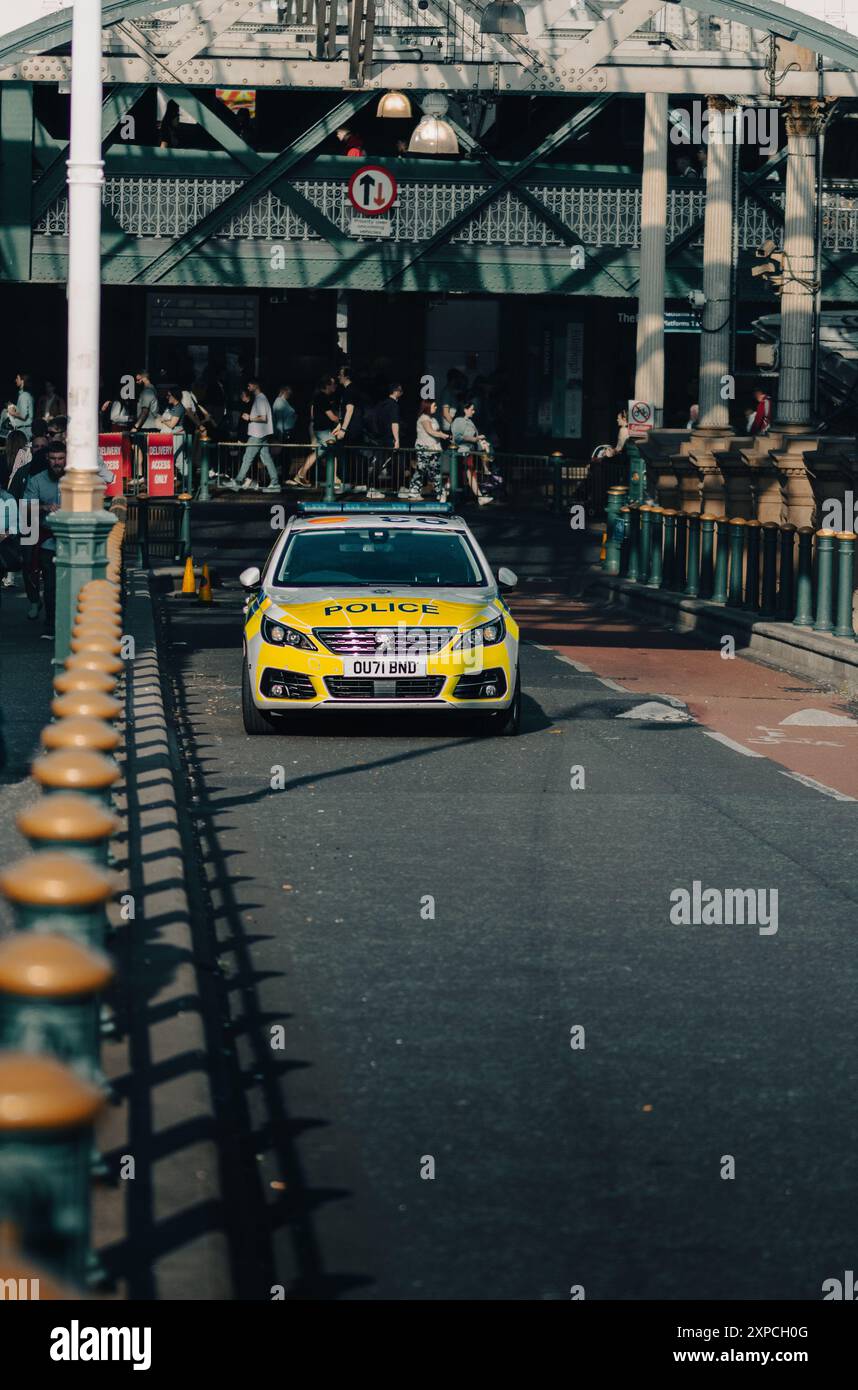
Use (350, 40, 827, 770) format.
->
(33, 178, 858, 254)
(608, 502, 858, 640)
(0, 522, 126, 1291)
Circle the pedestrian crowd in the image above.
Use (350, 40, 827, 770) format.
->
(98, 362, 503, 504)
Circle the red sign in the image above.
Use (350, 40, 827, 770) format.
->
(347, 165, 398, 216)
(98, 433, 126, 498)
(147, 433, 175, 496)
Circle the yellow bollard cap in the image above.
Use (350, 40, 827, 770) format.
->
(0, 933, 113, 997)
(77, 595, 120, 612)
(80, 579, 118, 597)
(70, 633, 122, 656)
(32, 749, 120, 794)
(53, 670, 117, 696)
(0, 1053, 103, 1131)
(835, 531, 857, 541)
(51, 691, 122, 722)
(17, 792, 118, 842)
(0, 851, 114, 909)
(728, 517, 748, 525)
(41, 719, 120, 755)
(64, 652, 123, 676)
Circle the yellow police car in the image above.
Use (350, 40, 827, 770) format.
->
(240, 502, 521, 735)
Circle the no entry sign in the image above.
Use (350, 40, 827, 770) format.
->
(147, 434, 175, 496)
(347, 165, 398, 216)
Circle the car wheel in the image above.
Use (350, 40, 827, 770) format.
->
(497, 668, 522, 736)
(242, 660, 278, 736)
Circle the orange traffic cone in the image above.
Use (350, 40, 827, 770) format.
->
(181, 556, 196, 594)
(198, 563, 213, 604)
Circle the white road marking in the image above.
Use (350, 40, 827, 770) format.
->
(596, 676, 630, 693)
(703, 730, 765, 758)
(553, 654, 593, 673)
(616, 701, 694, 723)
(778, 770, 856, 802)
(779, 708, 858, 727)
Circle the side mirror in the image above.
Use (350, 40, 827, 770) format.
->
(239, 566, 261, 589)
(497, 566, 518, 591)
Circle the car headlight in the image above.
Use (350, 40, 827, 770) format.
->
(261, 615, 317, 650)
(453, 615, 506, 650)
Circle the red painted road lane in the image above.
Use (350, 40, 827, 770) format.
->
(511, 591, 858, 800)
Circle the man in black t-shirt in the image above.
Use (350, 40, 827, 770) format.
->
(329, 364, 365, 489)
(364, 382, 403, 499)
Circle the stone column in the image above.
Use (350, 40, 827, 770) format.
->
(635, 93, 668, 427)
(698, 98, 735, 431)
(776, 99, 825, 429)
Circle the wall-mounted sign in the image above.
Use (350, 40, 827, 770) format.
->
(347, 165, 398, 216)
(349, 217, 392, 238)
(628, 400, 653, 436)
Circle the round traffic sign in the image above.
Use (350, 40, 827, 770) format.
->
(347, 165, 398, 216)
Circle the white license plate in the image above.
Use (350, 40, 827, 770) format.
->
(342, 656, 427, 678)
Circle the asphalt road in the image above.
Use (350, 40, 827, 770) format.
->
(159, 549, 858, 1301)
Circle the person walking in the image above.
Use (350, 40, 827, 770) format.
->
(329, 364, 364, 489)
(405, 400, 449, 501)
(161, 389, 188, 488)
(368, 382, 403, 497)
(451, 401, 493, 505)
(23, 439, 66, 635)
(273, 384, 297, 477)
(290, 376, 339, 489)
(224, 379, 280, 492)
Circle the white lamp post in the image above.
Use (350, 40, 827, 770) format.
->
(52, 0, 114, 665)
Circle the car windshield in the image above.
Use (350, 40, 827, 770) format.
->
(273, 528, 488, 588)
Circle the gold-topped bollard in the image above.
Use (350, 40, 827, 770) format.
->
(0, 934, 113, 1092)
(70, 633, 122, 657)
(41, 718, 120, 756)
(0, 1052, 103, 1287)
(79, 579, 118, 599)
(64, 651, 123, 677)
(0, 852, 114, 949)
(31, 749, 120, 807)
(17, 794, 118, 867)
(51, 690, 122, 723)
(72, 616, 122, 639)
(53, 670, 117, 698)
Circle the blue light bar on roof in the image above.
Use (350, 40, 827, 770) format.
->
(298, 501, 453, 515)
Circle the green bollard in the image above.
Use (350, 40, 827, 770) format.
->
(0, 1053, 103, 1288)
(727, 519, 746, 608)
(324, 446, 336, 504)
(778, 525, 796, 616)
(626, 441, 646, 504)
(833, 530, 856, 638)
(199, 440, 212, 503)
(793, 526, 815, 626)
(712, 518, 729, 604)
(685, 514, 701, 598)
(618, 506, 631, 576)
(744, 520, 761, 609)
(647, 507, 664, 587)
(0, 852, 114, 952)
(674, 513, 688, 592)
(813, 529, 836, 633)
(760, 522, 779, 617)
(661, 510, 677, 589)
(604, 486, 628, 575)
(699, 514, 716, 599)
(177, 497, 191, 562)
(638, 506, 653, 585)
(627, 505, 641, 582)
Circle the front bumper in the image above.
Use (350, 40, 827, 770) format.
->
(247, 640, 517, 713)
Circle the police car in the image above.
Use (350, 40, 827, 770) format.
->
(240, 502, 521, 735)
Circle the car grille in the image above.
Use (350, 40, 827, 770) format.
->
(314, 627, 457, 656)
(325, 676, 446, 701)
